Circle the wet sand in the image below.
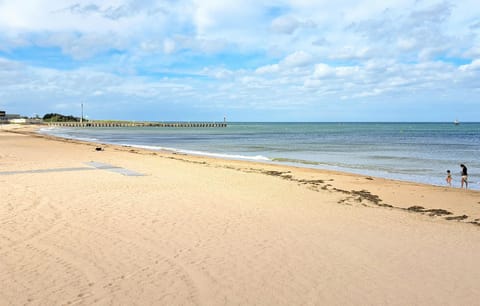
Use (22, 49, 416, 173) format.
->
(1, 124, 479, 305)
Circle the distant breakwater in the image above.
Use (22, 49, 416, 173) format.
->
(47, 121, 227, 128)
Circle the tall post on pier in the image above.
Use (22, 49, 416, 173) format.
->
(80, 103, 83, 124)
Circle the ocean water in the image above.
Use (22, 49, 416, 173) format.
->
(41, 122, 480, 190)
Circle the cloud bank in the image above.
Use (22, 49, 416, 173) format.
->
(0, 0, 479, 121)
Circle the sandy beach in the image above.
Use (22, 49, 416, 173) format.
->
(1, 124, 479, 305)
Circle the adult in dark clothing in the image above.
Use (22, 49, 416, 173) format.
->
(460, 164, 468, 189)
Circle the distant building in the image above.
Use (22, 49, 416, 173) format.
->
(0, 110, 6, 122)
(0, 111, 34, 124)
(9, 118, 42, 124)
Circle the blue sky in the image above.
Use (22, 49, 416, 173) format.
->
(0, 0, 479, 121)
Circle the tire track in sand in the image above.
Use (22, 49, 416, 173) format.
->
(0, 181, 64, 252)
(61, 222, 202, 305)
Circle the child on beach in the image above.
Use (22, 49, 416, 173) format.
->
(446, 170, 452, 186)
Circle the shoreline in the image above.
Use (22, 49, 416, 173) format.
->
(4, 124, 480, 224)
(1, 124, 480, 305)
(38, 123, 480, 191)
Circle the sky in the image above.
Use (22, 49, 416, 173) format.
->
(0, 0, 479, 122)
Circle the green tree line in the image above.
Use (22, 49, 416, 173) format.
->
(42, 113, 82, 122)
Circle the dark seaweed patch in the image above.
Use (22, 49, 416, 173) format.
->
(264, 170, 288, 176)
(445, 215, 468, 221)
(407, 206, 426, 212)
(423, 209, 452, 216)
(378, 203, 393, 208)
(351, 190, 382, 205)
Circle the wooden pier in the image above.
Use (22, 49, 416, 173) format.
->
(47, 121, 227, 128)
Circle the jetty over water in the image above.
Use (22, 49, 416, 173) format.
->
(47, 121, 227, 128)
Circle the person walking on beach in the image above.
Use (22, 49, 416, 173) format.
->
(446, 170, 452, 186)
(460, 164, 468, 189)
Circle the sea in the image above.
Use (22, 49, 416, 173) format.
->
(40, 122, 480, 190)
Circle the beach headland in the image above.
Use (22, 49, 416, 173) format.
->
(1, 124, 479, 305)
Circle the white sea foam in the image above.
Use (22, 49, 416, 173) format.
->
(38, 127, 58, 133)
(75, 137, 100, 142)
(39, 128, 99, 142)
(124, 144, 271, 161)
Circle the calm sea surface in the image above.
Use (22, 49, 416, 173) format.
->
(41, 122, 480, 190)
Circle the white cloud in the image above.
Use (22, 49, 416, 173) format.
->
(191, 0, 263, 37)
(0, 56, 24, 70)
(255, 64, 280, 74)
(396, 38, 417, 51)
(459, 59, 480, 71)
(282, 51, 313, 67)
(201, 67, 236, 80)
(163, 39, 176, 54)
(271, 16, 300, 34)
(1, 1, 480, 120)
(335, 66, 360, 78)
(330, 46, 371, 60)
(313, 63, 334, 78)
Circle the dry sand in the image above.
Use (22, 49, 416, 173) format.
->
(1, 124, 479, 305)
